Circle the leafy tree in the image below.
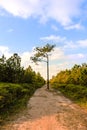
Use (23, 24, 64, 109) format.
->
(0, 53, 24, 83)
(30, 43, 55, 89)
(35, 72, 45, 86)
(6, 53, 21, 69)
(0, 53, 45, 84)
(23, 65, 45, 87)
(0, 55, 6, 81)
(79, 64, 87, 86)
(0, 55, 6, 64)
(6, 53, 22, 83)
(23, 65, 35, 83)
(50, 63, 87, 86)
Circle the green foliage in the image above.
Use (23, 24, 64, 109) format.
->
(0, 53, 45, 122)
(30, 43, 55, 63)
(30, 43, 55, 89)
(0, 54, 24, 83)
(52, 84, 87, 104)
(0, 54, 45, 84)
(23, 65, 45, 85)
(23, 65, 35, 83)
(50, 63, 87, 108)
(0, 82, 44, 121)
(50, 63, 87, 86)
(0, 67, 45, 116)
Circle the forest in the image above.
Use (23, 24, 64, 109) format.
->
(50, 63, 87, 107)
(0, 53, 45, 121)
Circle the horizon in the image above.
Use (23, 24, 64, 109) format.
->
(0, 0, 87, 79)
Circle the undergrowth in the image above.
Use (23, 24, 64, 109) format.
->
(0, 83, 43, 124)
(51, 83, 87, 109)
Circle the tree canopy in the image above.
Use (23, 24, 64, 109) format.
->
(30, 43, 55, 63)
(50, 63, 87, 86)
(0, 53, 45, 84)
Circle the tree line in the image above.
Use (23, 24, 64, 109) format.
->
(50, 63, 87, 86)
(0, 53, 45, 85)
(50, 63, 87, 107)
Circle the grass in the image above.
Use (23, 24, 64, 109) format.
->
(0, 82, 41, 124)
(51, 83, 87, 109)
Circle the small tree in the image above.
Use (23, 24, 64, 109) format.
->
(30, 43, 55, 89)
(6, 53, 22, 83)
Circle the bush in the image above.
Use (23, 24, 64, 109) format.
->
(0, 82, 44, 121)
(51, 83, 87, 106)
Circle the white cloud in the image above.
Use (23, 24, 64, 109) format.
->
(68, 53, 85, 59)
(63, 41, 78, 49)
(65, 23, 84, 30)
(0, 45, 12, 58)
(77, 39, 87, 47)
(0, 0, 41, 18)
(21, 52, 32, 68)
(49, 62, 71, 78)
(63, 39, 87, 49)
(0, 46, 9, 53)
(40, 35, 66, 43)
(40, 35, 84, 50)
(40, 35, 87, 49)
(50, 47, 65, 60)
(78, 53, 85, 58)
(0, 0, 84, 27)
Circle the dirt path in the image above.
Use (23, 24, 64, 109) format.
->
(1, 85, 87, 130)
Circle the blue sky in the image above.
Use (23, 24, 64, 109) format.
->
(0, 0, 87, 79)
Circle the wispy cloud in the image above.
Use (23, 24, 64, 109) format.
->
(21, 51, 33, 69)
(68, 53, 85, 59)
(40, 35, 66, 43)
(64, 39, 87, 49)
(64, 23, 84, 30)
(77, 39, 87, 47)
(40, 34, 87, 51)
(63, 41, 78, 49)
(0, 45, 12, 58)
(67, 53, 87, 66)
(0, 0, 84, 27)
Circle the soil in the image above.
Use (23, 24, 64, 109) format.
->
(0, 85, 87, 130)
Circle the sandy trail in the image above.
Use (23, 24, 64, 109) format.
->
(1, 85, 87, 130)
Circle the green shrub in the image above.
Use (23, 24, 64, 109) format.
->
(52, 83, 87, 106)
(0, 82, 44, 121)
